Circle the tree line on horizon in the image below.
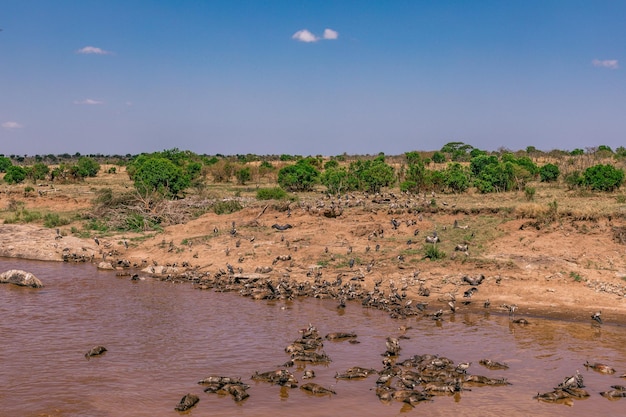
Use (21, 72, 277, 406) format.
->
(1, 142, 625, 196)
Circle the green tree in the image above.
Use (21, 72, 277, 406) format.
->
(277, 160, 320, 191)
(132, 157, 190, 197)
(401, 152, 426, 193)
(583, 164, 624, 191)
(4, 165, 27, 184)
(27, 162, 50, 182)
(539, 163, 560, 182)
(235, 166, 251, 185)
(76, 157, 100, 177)
(441, 141, 474, 161)
(321, 166, 357, 194)
(350, 156, 395, 193)
(432, 151, 446, 163)
(442, 162, 470, 193)
(0, 156, 12, 173)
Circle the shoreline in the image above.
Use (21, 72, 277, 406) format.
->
(2, 201, 626, 327)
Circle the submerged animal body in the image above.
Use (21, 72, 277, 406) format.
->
(252, 369, 298, 387)
(601, 390, 626, 399)
(175, 393, 199, 412)
(534, 389, 571, 403)
(464, 375, 510, 386)
(325, 332, 357, 341)
(300, 382, 336, 395)
(479, 359, 509, 370)
(335, 366, 377, 380)
(84, 345, 107, 359)
(291, 351, 332, 364)
(584, 361, 616, 374)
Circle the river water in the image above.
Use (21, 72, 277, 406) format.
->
(1, 257, 625, 417)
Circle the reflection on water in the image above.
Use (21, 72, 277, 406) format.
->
(1, 257, 625, 417)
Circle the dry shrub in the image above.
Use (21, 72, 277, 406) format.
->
(90, 189, 234, 231)
(515, 203, 548, 219)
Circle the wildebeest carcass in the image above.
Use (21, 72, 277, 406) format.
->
(174, 393, 199, 412)
(84, 345, 107, 360)
(335, 366, 377, 380)
(300, 382, 336, 395)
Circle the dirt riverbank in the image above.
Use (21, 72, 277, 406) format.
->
(2, 196, 626, 325)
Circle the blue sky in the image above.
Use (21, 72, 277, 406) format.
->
(1, 0, 624, 156)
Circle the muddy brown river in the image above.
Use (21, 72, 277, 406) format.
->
(1, 257, 625, 417)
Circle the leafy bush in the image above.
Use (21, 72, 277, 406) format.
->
(565, 171, 584, 189)
(4, 207, 42, 224)
(402, 152, 427, 193)
(278, 160, 320, 191)
(349, 155, 395, 193)
(256, 187, 289, 200)
(43, 213, 71, 228)
(321, 166, 357, 194)
(524, 186, 536, 201)
(441, 141, 474, 161)
(324, 159, 339, 170)
(0, 156, 12, 172)
(132, 157, 189, 197)
(76, 157, 100, 177)
(235, 166, 251, 185)
(125, 213, 161, 232)
(4, 165, 27, 184)
(539, 163, 560, 182)
(213, 200, 243, 215)
(259, 161, 275, 170)
(424, 244, 446, 260)
(432, 151, 446, 163)
(27, 162, 50, 182)
(583, 164, 624, 191)
(84, 218, 110, 232)
(442, 163, 470, 193)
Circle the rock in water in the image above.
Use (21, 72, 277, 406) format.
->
(0, 269, 43, 288)
(175, 393, 199, 411)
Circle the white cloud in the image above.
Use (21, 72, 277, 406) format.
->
(2, 121, 23, 129)
(74, 99, 104, 105)
(292, 28, 339, 43)
(76, 46, 112, 55)
(292, 29, 319, 43)
(323, 28, 339, 40)
(592, 59, 619, 69)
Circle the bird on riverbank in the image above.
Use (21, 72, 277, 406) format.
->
(591, 311, 602, 324)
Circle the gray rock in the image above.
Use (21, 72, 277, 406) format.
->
(0, 269, 44, 288)
(97, 262, 115, 270)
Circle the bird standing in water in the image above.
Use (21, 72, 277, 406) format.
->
(591, 311, 602, 324)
